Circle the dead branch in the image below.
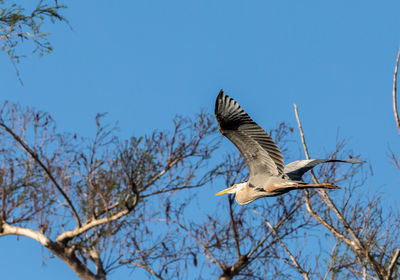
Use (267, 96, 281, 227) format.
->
(157, 218, 224, 268)
(386, 248, 400, 280)
(303, 192, 353, 246)
(0, 121, 82, 227)
(254, 210, 310, 280)
(57, 207, 132, 243)
(294, 104, 318, 182)
(294, 104, 385, 279)
(141, 184, 205, 198)
(393, 47, 400, 136)
(229, 196, 241, 258)
(141, 158, 180, 191)
(119, 259, 164, 280)
(247, 201, 303, 261)
(348, 267, 378, 280)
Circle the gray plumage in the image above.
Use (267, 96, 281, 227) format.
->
(215, 90, 363, 205)
(284, 159, 364, 181)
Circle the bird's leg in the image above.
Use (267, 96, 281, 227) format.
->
(265, 182, 340, 193)
(292, 182, 340, 190)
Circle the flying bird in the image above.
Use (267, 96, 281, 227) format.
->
(215, 90, 363, 205)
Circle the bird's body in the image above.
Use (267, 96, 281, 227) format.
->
(214, 90, 363, 205)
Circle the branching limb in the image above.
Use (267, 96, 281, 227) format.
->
(141, 184, 205, 198)
(323, 240, 339, 280)
(119, 259, 164, 280)
(157, 219, 224, 268)
(57, 207, 132, 243)
(228, 196, 241, 258)
(254, 210, 310, 280)
(123, 237, 166, 280)
(302, 190, 353, 246)
(247, 201, 303, 261)
(85, 246, 106, 279)
(348, 267, 378, 280)
(386, 248, 400, 280)
(0, 121, 81, 227)
(0, 222, 51, 245)
(294, 104, 318, 182)
(141, 158, 180, 191)
(294, 104, 385, 279)
(0, 222, 97, 280)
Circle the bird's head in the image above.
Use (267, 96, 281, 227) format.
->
(215, 182, 247, 196)
(215, 182, 268, 205)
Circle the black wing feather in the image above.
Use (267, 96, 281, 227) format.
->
(215, 90, 284, 180)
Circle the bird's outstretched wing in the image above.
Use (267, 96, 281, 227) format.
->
(215, 90, 284, 183)
(284, 158, 364, 181)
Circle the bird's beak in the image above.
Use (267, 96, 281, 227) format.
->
(215, 186, 236, 196)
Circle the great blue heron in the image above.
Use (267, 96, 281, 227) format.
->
(215, 90, 363, 205)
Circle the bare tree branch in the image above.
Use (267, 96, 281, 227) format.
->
(229, 196, 241, 258)
(56, 207, 132, 243)
(0, 121, 82, 227)
(294, 103, 386, 279)
(386, 248, 400, 280)
(0, 222, 51, 245)
(119, 259, 164, 280)
(294, 103, 318, 182)
(0, 222, 99, 280)
(141, 158, 180, 191)
(303, 191, 353, 246)
(254, 210, 310, 280)
(393, 47, 400, 136)
(140, 184, 205, 198)
(247, 201, 303, 261)
(157, 218, 224, 268)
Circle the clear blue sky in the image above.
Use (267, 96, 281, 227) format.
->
(1, 1, 400, 279)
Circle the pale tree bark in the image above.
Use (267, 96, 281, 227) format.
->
(0, 223, 102, 280)
(391, 47, 400, 168)
(393, 47, 400, 136)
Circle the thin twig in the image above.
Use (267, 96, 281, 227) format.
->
(228, 196, 241, 258)
(247, 201, 303, 260)
(0, 122, 82, 227)
(294, 104, 318, 182)
(141, 158, 180, 191)
(141, 184, 204, 198)
(157, 219, 224, 268)
(323, 240, 339, 280)
(119, 260, 164, 280)
(348, 267, 378, 280)
(393, 47, 400, 136)
(253, 210, 310, 280)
